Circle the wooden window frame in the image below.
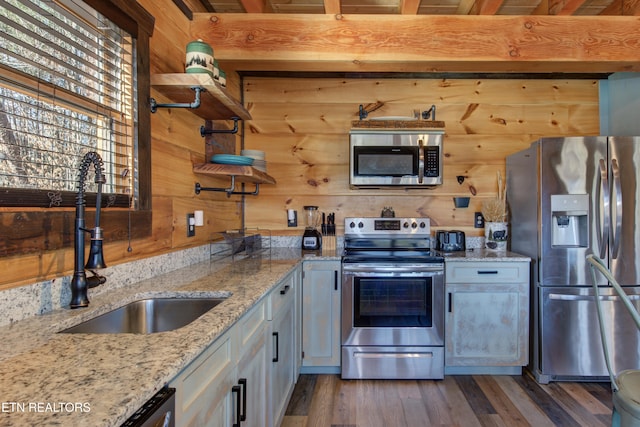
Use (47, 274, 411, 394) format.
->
(0, 0, 155, 257)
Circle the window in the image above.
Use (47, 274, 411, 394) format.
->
(1, 0, 134, 207)
(0, 0, 154, 256)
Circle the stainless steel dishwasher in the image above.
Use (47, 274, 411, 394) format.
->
(121, 387, 175, 427)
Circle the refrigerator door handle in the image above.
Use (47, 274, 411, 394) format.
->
(596, 158, 610, 259)
(611, 159, 622, 259)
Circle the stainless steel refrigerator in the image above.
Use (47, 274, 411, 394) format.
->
(507, 136, 640, 384)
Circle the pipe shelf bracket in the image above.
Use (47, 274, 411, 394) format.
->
(195, 178, 260, 198)
(150, 86, 204, 113)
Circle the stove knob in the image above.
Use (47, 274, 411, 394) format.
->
(358, 222, 364, 228)
(419, 222, 426, 228)
(411, 222, 418, 229)
(403, 222, 409, 228)
(349, 221, 356, 229)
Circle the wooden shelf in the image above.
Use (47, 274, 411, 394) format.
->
(351, 120, 445, 129)
(151, 73, 251, 121)
(193, 163, 276, 185)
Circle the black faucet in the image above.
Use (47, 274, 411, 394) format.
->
(69, 151, 108, 309)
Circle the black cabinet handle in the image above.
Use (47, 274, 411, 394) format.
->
(232, 385, 241, 427)
(477, 270, 498, 275)
(238, 378, 247, 422)
(272, 331, 279, 362)
(334, 270, 338, 291)
(448, 292, 452, 313)
(280, 285, 290, 295)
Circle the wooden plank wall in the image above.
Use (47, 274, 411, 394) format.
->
(0, 0, 243, 290)
(242, 77, 600, 236)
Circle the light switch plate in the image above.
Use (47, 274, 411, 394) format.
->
(187, 213, 195, 237)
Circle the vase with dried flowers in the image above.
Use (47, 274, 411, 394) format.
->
(482, 171, 508, 251)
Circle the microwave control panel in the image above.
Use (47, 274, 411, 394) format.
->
(424, 146, 440, 177)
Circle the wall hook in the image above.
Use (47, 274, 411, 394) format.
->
(358, 104, 368, 120)
(457, 175, 465, 185)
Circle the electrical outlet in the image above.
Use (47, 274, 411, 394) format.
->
(474, 212, 485, 228)
(187, 213, 195, 237)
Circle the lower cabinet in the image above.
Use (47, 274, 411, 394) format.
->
(301, 260, 341, 372)
(445, 261, 530, 371)
(170, 264, 301, 427)
(268, 266, 299, 427)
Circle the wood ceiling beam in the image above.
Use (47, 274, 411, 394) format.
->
(239, 0, 270, 13)
(191, 14, 640, 73)
(549, 0, 589, 14)
(324, 0, 341, 14)
(477, 0, 506, 14)
(456, 0, 476, 14)
(624, 0, 640, 14)
(400, 0, 421, 14)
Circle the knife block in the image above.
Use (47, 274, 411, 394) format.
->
(322, 235, 336, 254)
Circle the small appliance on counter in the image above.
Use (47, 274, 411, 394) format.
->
(302, 205, 322, 250)
(436, 230, 465, 252)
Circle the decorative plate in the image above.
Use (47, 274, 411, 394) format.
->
(211, 154, 254, 166)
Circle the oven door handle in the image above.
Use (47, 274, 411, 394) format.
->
(343, 268, 444, 276)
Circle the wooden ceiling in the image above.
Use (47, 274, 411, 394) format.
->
(196, 0, 639, 15)
(179, 0, 640, 74)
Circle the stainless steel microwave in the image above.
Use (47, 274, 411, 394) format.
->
(349, 130, 444, 188)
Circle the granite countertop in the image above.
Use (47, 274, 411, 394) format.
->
(0, 248, 307, 427)
(0, 246, 520, 426)
(440, 249, 531, 262)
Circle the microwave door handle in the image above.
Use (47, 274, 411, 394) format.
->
(418, 139, 424, 184)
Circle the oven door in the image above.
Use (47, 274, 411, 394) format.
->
(341, 263, 444, 347)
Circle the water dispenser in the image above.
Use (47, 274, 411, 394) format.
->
(550, 194, 589, 247)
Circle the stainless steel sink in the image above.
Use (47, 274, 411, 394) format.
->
(61, 297, 227, 334)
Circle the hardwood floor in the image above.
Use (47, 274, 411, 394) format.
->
(281, 374, 613, 427)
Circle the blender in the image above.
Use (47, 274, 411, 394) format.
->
(302, 206, 322, 250)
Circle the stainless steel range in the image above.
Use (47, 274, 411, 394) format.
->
(341, 217, 445, 380)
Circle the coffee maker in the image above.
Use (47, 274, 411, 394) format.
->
(302, 206, 322, 250)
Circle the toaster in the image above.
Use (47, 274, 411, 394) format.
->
(436, 230, 466, 252)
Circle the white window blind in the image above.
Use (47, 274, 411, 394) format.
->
(0, 0, 136, 207)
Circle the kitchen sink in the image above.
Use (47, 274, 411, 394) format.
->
(60, 297, 228, 334)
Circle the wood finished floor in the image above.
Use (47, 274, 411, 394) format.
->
(281, 374, 613, 427)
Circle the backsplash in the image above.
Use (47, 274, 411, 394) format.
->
(0, 245, 211, 327)
(0, 235, 483, 327)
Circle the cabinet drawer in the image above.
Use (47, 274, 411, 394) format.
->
(446, 262, 529, 284)
(238, 298, 267, 349)
(269, 271, 295, 320)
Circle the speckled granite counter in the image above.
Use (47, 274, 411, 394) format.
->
(0, 248, 313, 427)
(440, 249, 530, 262)
(0, 245, 518, 426)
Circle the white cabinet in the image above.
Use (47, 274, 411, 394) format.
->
(301, 260, 341, 372)
(268, 267, 299, 427)
(236, 297, 269, 427)
(170, 327, 237, 427)
(169, 264, 302, 427)
(170, 298, 269, 427)
(445, 261, 530, 372)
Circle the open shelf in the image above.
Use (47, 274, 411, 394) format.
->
(193, 163, 275, 196)
(151, 73, 251, 120)
(193, 163, 276, 185)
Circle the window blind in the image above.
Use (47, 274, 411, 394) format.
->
(0, 0, 136, 205)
